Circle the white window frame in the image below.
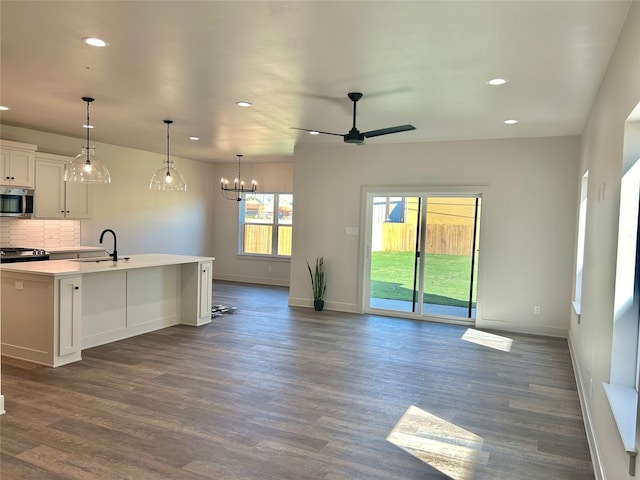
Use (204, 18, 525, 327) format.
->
(238, 192, 292, 258)
(604, 105, 640, 464)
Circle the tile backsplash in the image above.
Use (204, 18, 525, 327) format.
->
(0, 218, 81, 248)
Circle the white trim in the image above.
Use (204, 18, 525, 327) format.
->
(603, 382, 638, 454)
(568, 333, 605, 480)
(476, 317, 568, 338)
(0, 394, 5, 415)
(213, 273, 290, 287)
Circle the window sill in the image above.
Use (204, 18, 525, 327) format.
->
(603, 382, 637, 454)
(572, 300, 581, 316)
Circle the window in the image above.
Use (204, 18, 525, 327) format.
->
(573, 171, 589, 315)
(239, 193, 292, 257)
(604, 103, 640, 456)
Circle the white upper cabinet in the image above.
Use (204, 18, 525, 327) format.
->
(35, 152, 90, 219)
(0, 140, 36, 188)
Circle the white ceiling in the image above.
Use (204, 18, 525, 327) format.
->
(0, 1, 632, 163)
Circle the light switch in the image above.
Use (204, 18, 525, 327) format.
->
(15, 281, 23, 290)
(345, 227, 358, 236)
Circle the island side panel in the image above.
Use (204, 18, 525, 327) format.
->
(81, 266, 182, 350)
(126, 265, 180, 333)
(1, 272, 54, 365)
(82, 271, 127, 349)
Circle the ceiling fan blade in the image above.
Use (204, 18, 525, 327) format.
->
(363, 125, 416, 138)
(292, 127, 344, 137)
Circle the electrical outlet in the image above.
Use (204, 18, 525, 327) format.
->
(533, 305, 541, 315)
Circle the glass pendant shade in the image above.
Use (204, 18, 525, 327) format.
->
(65, 97, 111, 184)
(64, 145, 111, 183)
(150, 161, 187, 191)
(149, 119, 187, 191)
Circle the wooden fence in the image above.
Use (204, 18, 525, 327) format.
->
(243, 225, 292, 255)
(380, 223, 476, 256)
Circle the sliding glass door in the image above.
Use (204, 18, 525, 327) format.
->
(367, 193, 481, 322)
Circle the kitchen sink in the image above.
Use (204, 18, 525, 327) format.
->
(71, 256, 131, 263)
(71, 257, 115, 263)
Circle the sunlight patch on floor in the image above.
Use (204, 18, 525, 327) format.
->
(387, 405, 483, 480)
(461, 328, 513, 352)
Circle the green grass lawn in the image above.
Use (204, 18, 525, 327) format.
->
(370, 251, 477, 307)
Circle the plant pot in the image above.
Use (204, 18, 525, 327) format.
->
(313, 299, 325, 311)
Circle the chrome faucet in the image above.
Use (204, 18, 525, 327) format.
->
(99, 229, 118, 262)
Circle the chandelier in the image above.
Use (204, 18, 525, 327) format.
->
(220, 154, 256, 201)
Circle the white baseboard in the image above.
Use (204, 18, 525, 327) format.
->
(568, 332, 605, 480)
(213, 273, 289, 287)
(0, 394, 4, 415)
(288, 297, 360, 313)
(477, 317, 568, 337)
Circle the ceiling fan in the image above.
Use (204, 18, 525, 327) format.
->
(294, 92, 416, 145)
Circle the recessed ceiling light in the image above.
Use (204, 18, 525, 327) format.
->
(0, 105, 9, 111)
(504, 119, 518, 124)
(82, 37, 109, 47)
(308, 131, 320, 135)
(236, 101, 252, 107)
(488, 78, 508, 86)
(189, 136, 200, 141)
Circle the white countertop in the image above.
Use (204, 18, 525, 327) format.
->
(0, 254, 215, 276)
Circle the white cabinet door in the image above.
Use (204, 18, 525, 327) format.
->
(199, 261, 213, 319)
(58, 275, 82, 358)
(35, 153, 90, 219)
(34, 158, 65, 218)
(65, 180, 90, 218)
(1, 144, 36, 188)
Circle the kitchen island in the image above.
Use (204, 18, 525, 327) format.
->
(1, 254, 214, 367)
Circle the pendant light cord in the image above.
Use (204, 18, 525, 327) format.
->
(164, 119, 174, 177)
(81, 96, 95, 163)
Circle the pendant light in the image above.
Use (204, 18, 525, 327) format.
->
(64, 97, 111, 183)
(220, 154, 257, 201)
(150, 120, 187, 191)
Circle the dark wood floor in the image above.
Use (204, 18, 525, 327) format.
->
(1, 281, 593, 479)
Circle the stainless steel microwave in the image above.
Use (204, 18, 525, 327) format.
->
(0, 187, 34, 217)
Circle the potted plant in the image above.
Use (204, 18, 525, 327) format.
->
(307, 256, 326, 311)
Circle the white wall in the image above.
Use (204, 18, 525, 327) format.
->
(0, 125, 216, 256)
(210, 162, 293, 286)
(569, 3, 640, 479)
(290, 136, 579, 337)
